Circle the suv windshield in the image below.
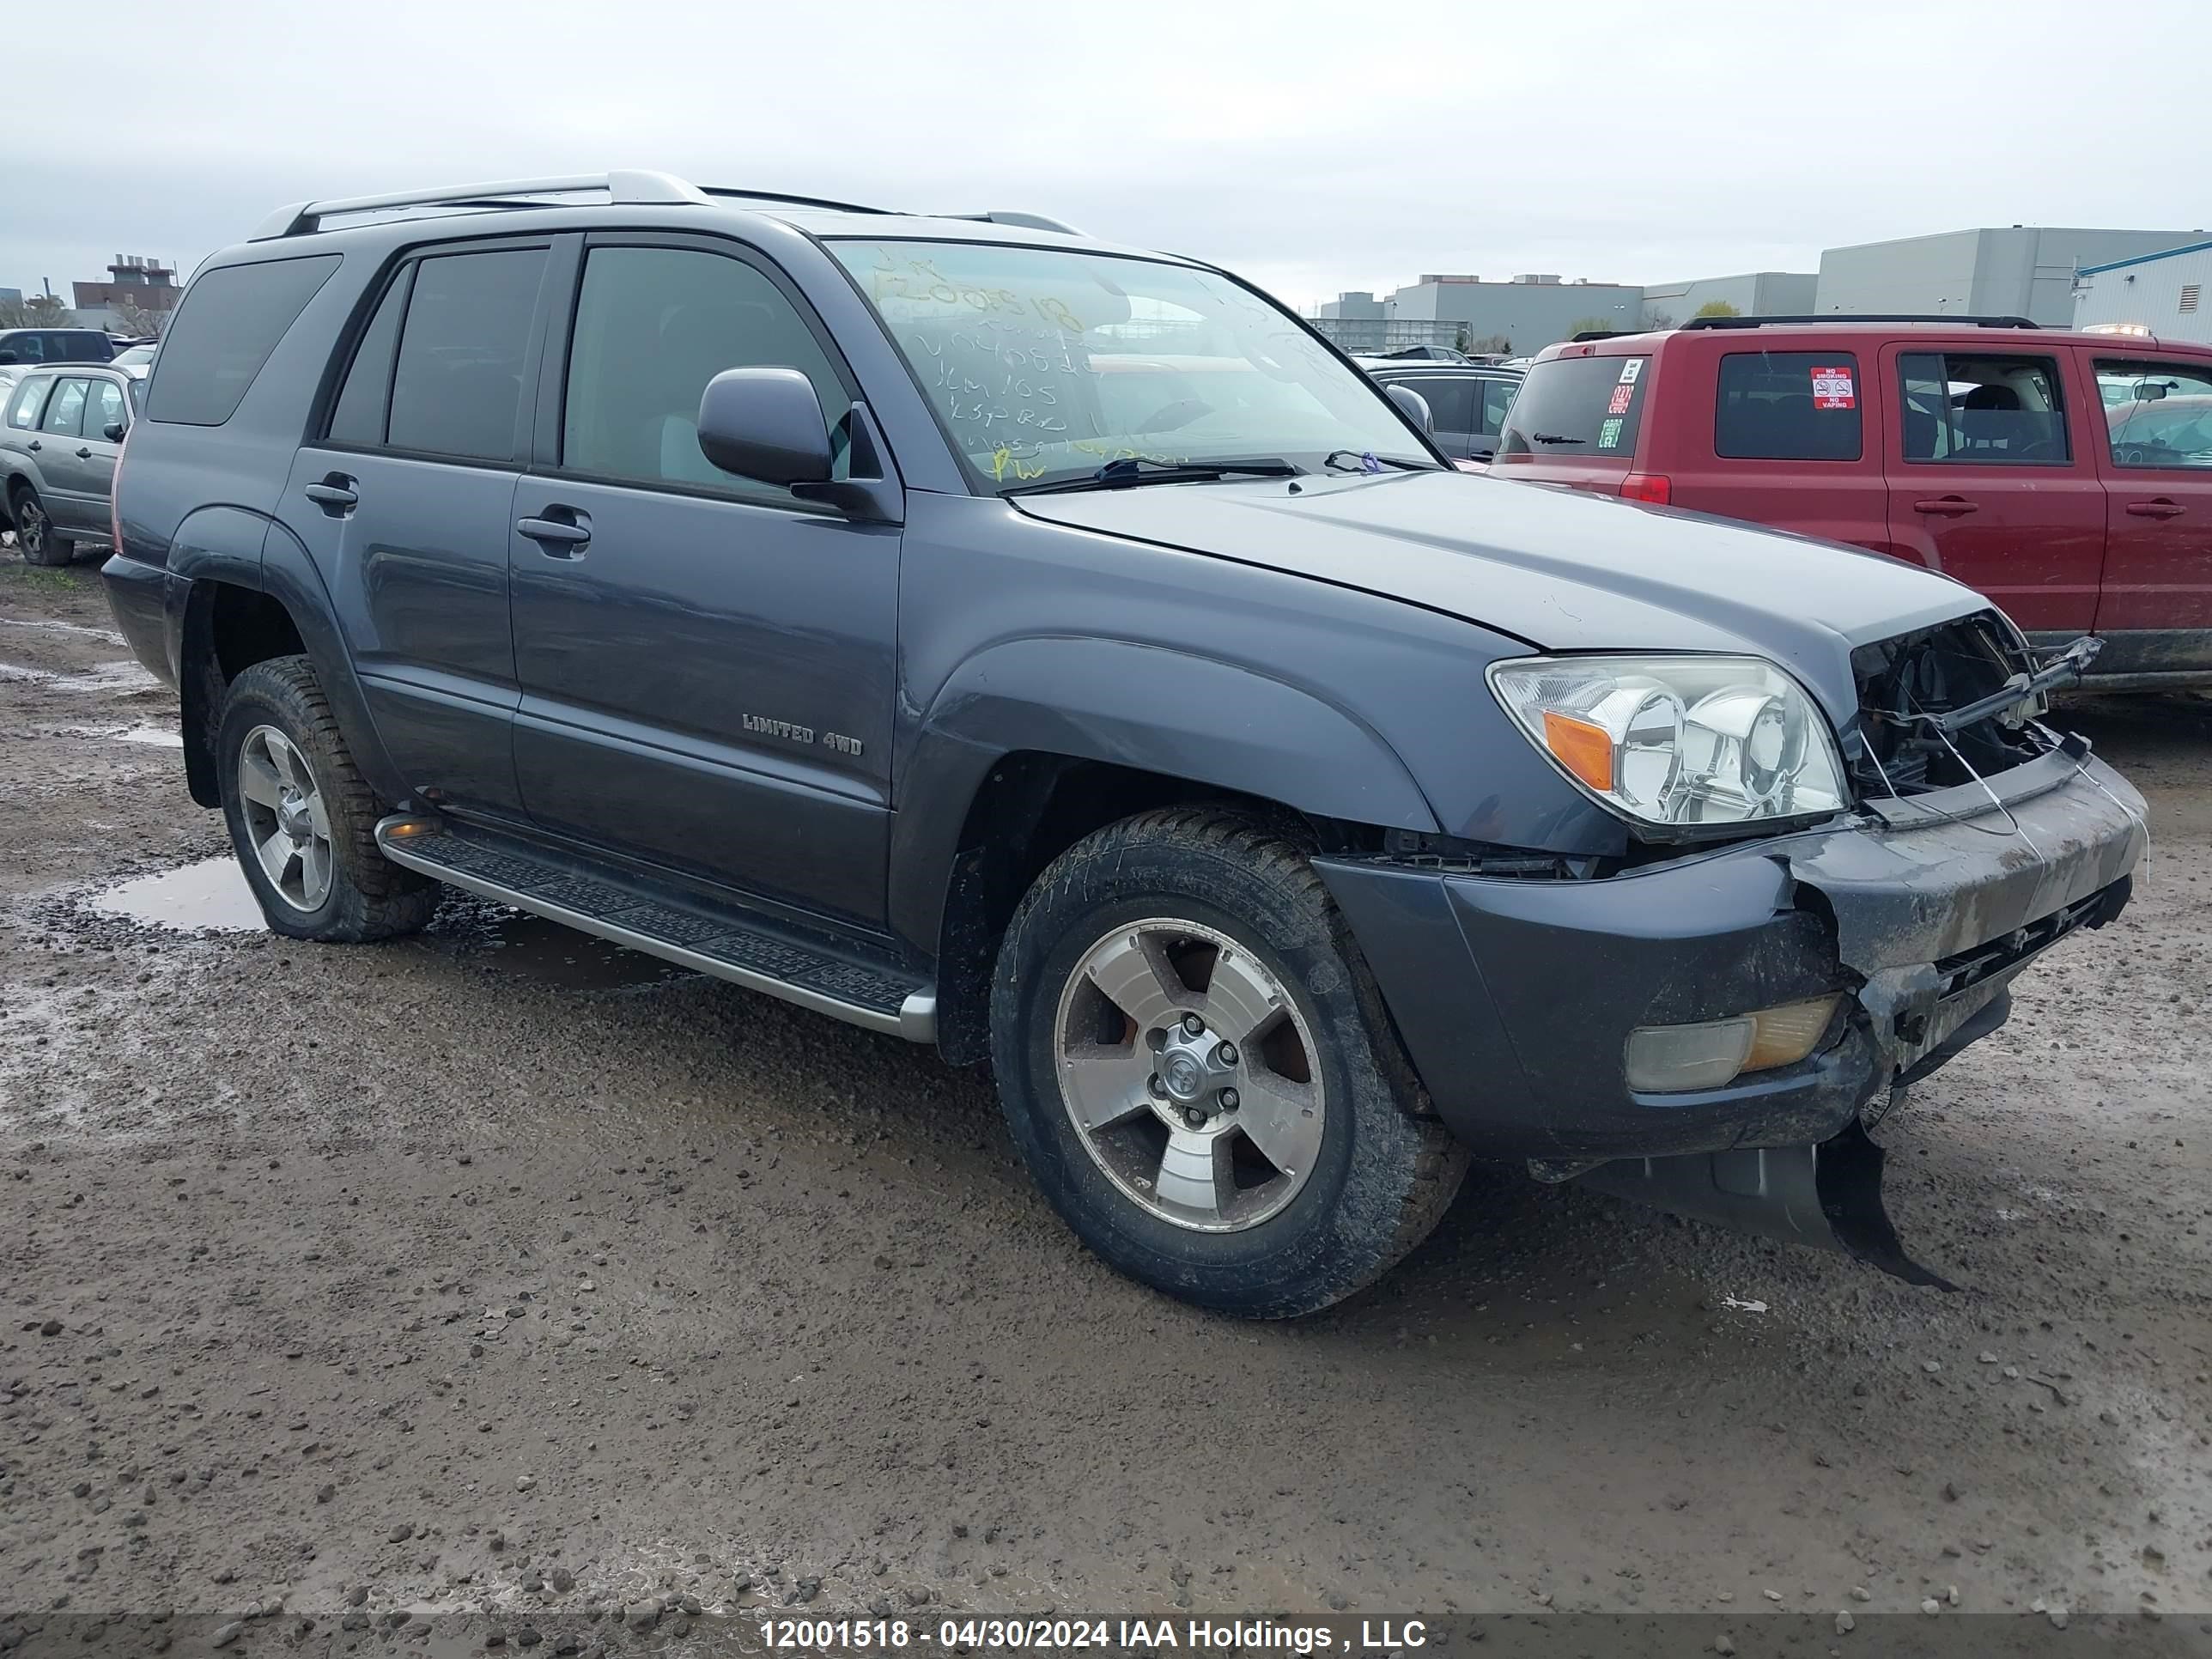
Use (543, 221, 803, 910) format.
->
(830, 240, 1434, 489)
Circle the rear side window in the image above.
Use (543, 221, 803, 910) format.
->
(1496, 355, 1649, 459)
(5, 379, 46, 428)
(40, 379, 88, 436)
(1477, 377, 1517, 437)
(147, 255, 339, 426)
(1715, 351, 1862, 460)
(386, 249, 546, 461)
(325, 266, 415, 447)
(52, 332, 112, 363)
(1899, 353, 2069, 465)
(1399, 375, 1476, 434)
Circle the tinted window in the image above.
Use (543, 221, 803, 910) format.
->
(1, 332, 46, 364)
(2095, 360, 2212, 470)
(1715, 351, 1862, 460)
(562, 246, 849, 495)
(326, 266, 414, 447)
(386, 249, 545, 460)
(147, 255, 340, 426)
(87, 378, 127, 439)
(51, 331, 112, 363)
(1399, 375, 1475, 433)
(1496, 355, 1649, 460)
(40, 379, 88, 436)
(5, 378, 46, 428)
(1899, 352, 2069, 465)
(1476, 377, 1518, 437)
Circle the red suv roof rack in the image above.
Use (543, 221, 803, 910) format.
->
(1678, 313, 2039, 331)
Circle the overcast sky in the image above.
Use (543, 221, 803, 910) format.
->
(7, 0, 2204, 313)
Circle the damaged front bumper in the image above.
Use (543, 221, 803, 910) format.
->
(1316, 736, 2148, 1281)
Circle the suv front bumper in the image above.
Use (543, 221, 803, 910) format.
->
(1316, 744, 2148, 1162)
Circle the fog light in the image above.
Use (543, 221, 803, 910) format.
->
(1624, 996, 1840, 1093)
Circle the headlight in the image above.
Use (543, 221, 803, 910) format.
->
(1489, 654, 1846, 832)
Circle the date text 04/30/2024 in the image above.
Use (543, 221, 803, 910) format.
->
(756, 1619, 1430, 1651)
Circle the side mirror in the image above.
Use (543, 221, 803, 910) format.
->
(696, 367, 833, 486)
(1385, 383, 1432, 432)
(103, 421, 126, 442)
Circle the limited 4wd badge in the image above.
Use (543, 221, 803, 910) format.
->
(1810, 364, 1856, 409)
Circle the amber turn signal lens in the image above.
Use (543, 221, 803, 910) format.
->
(1743, 996, 1840, 1073)
(1540, 710, 1613, 793)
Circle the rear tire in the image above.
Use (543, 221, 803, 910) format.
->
(11, 486, 74, 567)
(990, 807, 1467, 1317)
(216, 655, 438, 942)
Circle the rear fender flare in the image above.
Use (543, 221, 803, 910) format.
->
(888, 635, 1440, 952)
(170, 508, 406, 809)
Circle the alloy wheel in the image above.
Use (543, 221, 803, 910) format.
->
(237, 724, 334, 913)
(1053, 918, 1326, 1232)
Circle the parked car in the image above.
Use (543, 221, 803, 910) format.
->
(102, 173, 2145, 1315)
(109, 341, 160, 374)
(1, 362, 139, 564)
(1493, 316, 2212, 688)
(1355, 356, 1522, 463)
(0, 326, 119, 413)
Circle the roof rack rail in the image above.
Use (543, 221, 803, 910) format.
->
(699, 186, 896, 215)
(1569, 329, 1642, 343)
(1678, 313, 2040, 331)
(939, 210, 1085, 235)
(249, 170, 711, 240)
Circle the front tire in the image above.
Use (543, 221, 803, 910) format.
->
(990, 807, 1467, 1317)
(12, 486, 74, 567)
(216, 656, 437, 942)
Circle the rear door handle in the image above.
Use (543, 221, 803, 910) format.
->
(75, 447, 93, 460)
(25, 440, 39, 452)
(517, 511, 591, 556)
(304, 476, 358, 515)
(2124, 499, 2185, 519)
(1913, 497, 1979, 517)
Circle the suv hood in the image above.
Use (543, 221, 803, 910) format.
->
(1012, 471, 1986, 722)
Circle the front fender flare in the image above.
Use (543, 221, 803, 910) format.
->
(888, 635, 1441, 951)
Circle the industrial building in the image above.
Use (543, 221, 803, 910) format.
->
(68, 255, 181, 333)
(1313, 224, 2209, 356)
(2072, 239, 2212, 345)
(1814, 227, 2202, 325)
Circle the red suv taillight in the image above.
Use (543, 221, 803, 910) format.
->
(1620, 472, 1672, 506)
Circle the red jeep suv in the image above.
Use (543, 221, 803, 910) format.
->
(1494, 316, 2212, 686)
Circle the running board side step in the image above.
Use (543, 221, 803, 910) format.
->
(374, 815, 937, 1042)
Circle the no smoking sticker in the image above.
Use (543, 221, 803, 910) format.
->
(1810, 365, 1856, 410)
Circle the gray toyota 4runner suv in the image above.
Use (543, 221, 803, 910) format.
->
(102, 172, 2148, 1316)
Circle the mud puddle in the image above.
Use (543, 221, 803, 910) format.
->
(93, 857, 265, 932)
(88, 858, 687, 992)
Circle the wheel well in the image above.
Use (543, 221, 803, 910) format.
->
(179, 582, 307, 809)
(931, 753, 1347, 1066)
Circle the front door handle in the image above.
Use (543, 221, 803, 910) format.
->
(1913, 496, 1979, 517)
(304, 475, 358, 515)
(2124, 499, 2185, 519)
(518, 509, 591, 556)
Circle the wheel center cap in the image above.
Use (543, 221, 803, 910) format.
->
(278, 794, 309, 840)
(1161, 1052, 1206, 1103)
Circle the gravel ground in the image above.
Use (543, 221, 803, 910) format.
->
(0, 550, 2206, 1638)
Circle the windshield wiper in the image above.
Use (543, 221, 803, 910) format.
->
(1002, 457, 1299, 496)
(1322, 450, 1433, 473)
(1530, 432, 1587, 446)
